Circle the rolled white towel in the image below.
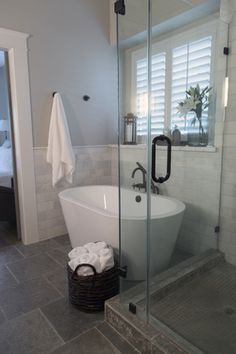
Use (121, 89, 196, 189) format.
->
(98, 248, 114, 272)
(68, 246, 88, 260)
(68, 252, 102, 276)
(84, 241, 107, 254)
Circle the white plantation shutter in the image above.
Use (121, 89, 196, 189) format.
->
(133, 31, 213, 137)
(136, 58, 148, 136)
(171, 36, 212, 133)
(136, 53, 166, 136)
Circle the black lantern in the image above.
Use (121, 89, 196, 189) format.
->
(123, 113, 137, 145)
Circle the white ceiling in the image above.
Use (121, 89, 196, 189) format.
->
(0, 51, 4, 67)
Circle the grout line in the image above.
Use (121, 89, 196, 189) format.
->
(48, 325, 105, 353)
(56, 326, 107, 349)
(5, 264, 20, 284)
(94, 327, 122, 354)
(43, 275, 65, 298)
(45, 251, 65, 269)
(38, 308, 65, 346)
(12, 244, 26, 258)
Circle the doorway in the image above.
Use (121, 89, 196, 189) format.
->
(0, 49, 20, 244)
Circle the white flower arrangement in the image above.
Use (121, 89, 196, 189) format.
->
(177, 84, 212, 139)
(177, 96, 200, 117)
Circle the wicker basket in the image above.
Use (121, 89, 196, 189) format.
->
(67, 262, 119, 313)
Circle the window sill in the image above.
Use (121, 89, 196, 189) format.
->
(109, 144, 217, 153)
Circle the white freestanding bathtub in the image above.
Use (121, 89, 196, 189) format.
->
(59, 186, 185, 280)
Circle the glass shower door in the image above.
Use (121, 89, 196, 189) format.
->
(147, 2, 228, 349)
(116, 0, 152, 318)
(117, 0, 228, 332)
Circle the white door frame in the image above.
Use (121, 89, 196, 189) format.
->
(0, 27, 39, 244)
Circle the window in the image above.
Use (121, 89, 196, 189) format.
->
(132, 23, 215, 139)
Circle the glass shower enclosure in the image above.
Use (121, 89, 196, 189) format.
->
(116, 0, 228, 331)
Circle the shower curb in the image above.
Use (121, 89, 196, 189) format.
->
(105, 249, 224, 354)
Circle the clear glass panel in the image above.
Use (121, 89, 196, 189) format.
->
(147, 0, 229, 350)
(117, 0, 151, 319)
(117, 0, 233, 349)
(117, 1, 232, 350)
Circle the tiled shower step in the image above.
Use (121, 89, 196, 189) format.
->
(105, 250, 224, 354)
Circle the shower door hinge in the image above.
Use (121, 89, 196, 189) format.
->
(215, 226, 220, 233)
(118, 265, 127, 278)
(114, 0, 125, 15)
(224, 47, 229, 55)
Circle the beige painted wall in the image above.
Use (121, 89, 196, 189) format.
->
(0, 0, 117, 147)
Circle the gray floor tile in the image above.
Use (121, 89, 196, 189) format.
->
(0, 276, 62, 319)
(0, 322, 11, 351)
(0, 246, 24, 265)
(46, 268, 68, 297)
(15, 239, 60, 257)
(97, 322, 139, 354)
(41, 297, 104, 341)
(51, 328, 120, 354)
(46, 247, 69, 267)
(54, 234, 71, 247)
(0, 309, 64, 354)
(0, 309, 6, 325)
(7, 253, 62, 282)
(0, 265, 18, 289)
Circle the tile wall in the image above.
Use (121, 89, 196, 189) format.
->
(34, 146, 113, 240)
(111, 145, 221, 255)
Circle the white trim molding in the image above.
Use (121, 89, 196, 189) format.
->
(0, 27, 39, 244)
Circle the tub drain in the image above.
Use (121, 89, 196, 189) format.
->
(135, 195, 141, 203)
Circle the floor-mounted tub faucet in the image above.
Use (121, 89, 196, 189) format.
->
(131, 162, 147, 191)
(131, 162, 159, 194)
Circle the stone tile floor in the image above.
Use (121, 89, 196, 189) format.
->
(0, 222, 139, 354)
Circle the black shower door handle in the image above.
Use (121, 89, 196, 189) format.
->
(152, 135, 171, 183)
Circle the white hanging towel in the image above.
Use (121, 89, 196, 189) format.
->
(47, 93, 75, 186)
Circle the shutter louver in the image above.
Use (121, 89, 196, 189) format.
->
(136, 53, 166, 136)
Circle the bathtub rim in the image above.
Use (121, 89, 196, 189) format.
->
(59, 185, 185, 221)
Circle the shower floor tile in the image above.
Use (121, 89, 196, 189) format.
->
(150, 262, 236, 354)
